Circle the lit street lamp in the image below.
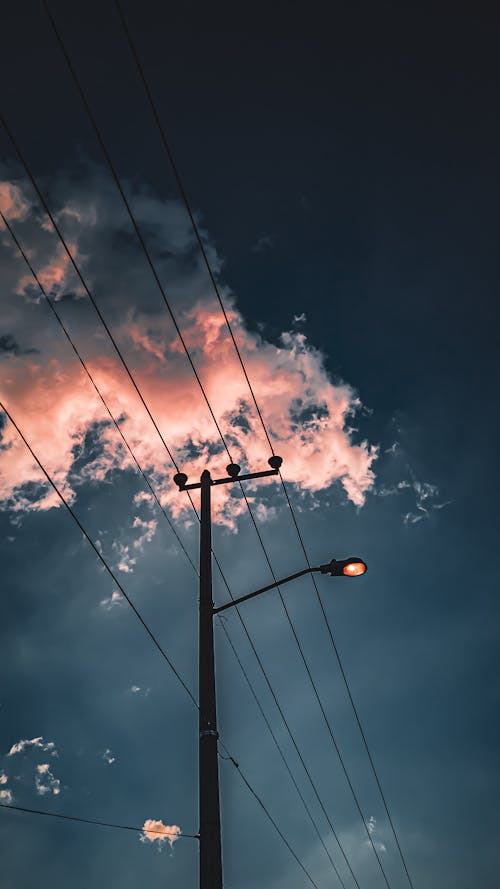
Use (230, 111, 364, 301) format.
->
(173, 459, 367, 889)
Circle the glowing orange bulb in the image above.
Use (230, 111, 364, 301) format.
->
(342, 561, 367, 577)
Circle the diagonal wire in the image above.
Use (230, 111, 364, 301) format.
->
(110, 9, 415, 886)
(0, 801, 199, 839)
(0, 209, 197, 574)
(219, 755, 321, 889)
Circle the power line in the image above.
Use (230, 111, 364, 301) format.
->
(0, 209, 197, 575)
(0, 801, 198, 839)
(36, 9, 391, 884)
(110, 10, 415, 887)
(221, 757, 321, 889)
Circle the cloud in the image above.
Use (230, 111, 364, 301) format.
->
(132, 517, 157, 550)
(0, 181, 31, 223)
(376, 470, 452, 526)
(133, 491, 154, 508)
(35, 763, 61, 796)
(112, 542, 136, 573)
(0, 771, 13, 803)
(129, 685, 150, 696)
(251, 235, 273, 253)
(102, 749, 116, 765)
(99, 590, 124, 610)
(0, 168, 377, 529)
(402, 479, 453, 525)
(0, 334, 38, 356)
(140, 818, 181, 849)
(7, 737, 57, 757)
(366, 816, 386, 853)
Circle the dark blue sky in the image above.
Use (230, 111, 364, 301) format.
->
(1, 3, 499, 888)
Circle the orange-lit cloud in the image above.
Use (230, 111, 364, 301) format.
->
(0, 172, 377, 530)
(140, 818, 181, 848)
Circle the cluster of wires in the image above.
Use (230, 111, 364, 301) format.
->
(0, 4, 416, 889)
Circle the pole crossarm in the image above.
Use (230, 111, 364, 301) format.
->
(179, 467, 279, 491)
(213, 567, 320, 614)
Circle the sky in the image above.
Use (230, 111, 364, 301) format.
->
(0, 2, 499, 888)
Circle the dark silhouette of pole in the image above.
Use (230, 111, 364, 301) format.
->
(199, 469, 223, 889)
(173, 460, 366, 889)
(173, 457, 371, 889)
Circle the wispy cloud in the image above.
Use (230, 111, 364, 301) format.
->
(251, 234, 273, 253)
(132, 517, 157, 550)
(130, 685, 151, 696)
(8, 737, 57, 757)
(366, 816, 386, 853)
(35, 763, 61, 796)
(140, 818, 181, 849)
(102, 749, 116, 765)
(377, 473, 452, 525)
(0, 771, 13, 803)
(112, 542, 136, 574)
(99, 590, 124, 610)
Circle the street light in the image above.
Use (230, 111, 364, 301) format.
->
(173, 459, 367, 889)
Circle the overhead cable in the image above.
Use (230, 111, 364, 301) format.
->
(0, 801, 198, 839)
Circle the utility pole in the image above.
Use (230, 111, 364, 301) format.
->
(173, 457, 366, 889)
(199, 468, 222, 889)
(174, 457, 283, 889)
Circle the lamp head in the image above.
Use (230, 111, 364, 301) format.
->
(173, 472, 188, 490)
(320, 557, 367, 577)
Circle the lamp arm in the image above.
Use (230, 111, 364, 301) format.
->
(213, 567, 320, 614)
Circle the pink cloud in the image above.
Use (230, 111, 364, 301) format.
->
(0, 181, 30, 223)
(140, 818, 181, 848)
(0, 175, 377, 528)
